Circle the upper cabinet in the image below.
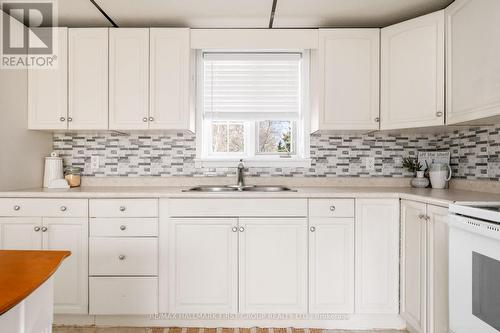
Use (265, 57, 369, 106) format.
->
(150, 28, 192, 130)
(446, 0, 500, 124)
(68, 28, 108, 130)
(380, 11, 444, 130)
(315, 29, 380, 131)
(109, 28, 150, 130)
(28, 28, 68, 130)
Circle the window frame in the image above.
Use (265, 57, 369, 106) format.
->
(195, 49, 311, 168)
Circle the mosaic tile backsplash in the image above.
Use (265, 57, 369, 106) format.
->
(52, 126, 500, 180)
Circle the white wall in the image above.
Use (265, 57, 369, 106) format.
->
(0, 12, 52, 190)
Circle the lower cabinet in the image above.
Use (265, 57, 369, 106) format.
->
(401, 200, 449, 333)
(168, 217, 307, 314)
(355, 199, 400, 314)
(0, 216, 88, 314)
(239, 218, 307, 313)
(168, 218, 238, 313)
(309, 217, 354, 313)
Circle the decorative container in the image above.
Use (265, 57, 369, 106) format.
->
(411, 171, 430, 188)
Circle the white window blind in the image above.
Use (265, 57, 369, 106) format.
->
(202, 52, 302, 120)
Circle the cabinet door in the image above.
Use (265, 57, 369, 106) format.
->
(150, 28, 191, 130)
(427, 205, 449, 333)
(68, 28, 108, 130)
(309, 217, 354, 313)
(0, 217, 42, 249)
(42, 218, 88, 314)
(109, 28, 149, 130)
(28, 27, 68, 130)
(355, 199, 399, 314)
(401, 200, 427, 333)
(168, 218, 238, 313)
(446, 0, 500, 124)
(239, 218, 307, 313)
(317, 29, 380, 130)
(381, 11, 444, 130)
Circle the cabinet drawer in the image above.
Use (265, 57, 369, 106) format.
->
(89, 199, 158, 217)
(309, 199, 355, 217)
(89, 277, 158, 315)
(90, 218, 158, 237)
(0, 198, 87, 217)
(89, 238, 158, 276)
(168, 198, 308, 217)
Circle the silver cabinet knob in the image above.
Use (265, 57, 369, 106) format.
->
(418, 214, 426, 220)
(425, 215, 430, 221)
(118, 255, 126, 260)
(60, 206, 67, 212)
(436, 111, 443, 117)
(149, 117, 154, 122)
(41, 226, 48, 232)
(329, 205, 336, 212)
(67, 117, 73, 122)
(119, 206, 126, 212)
(239, 227, 245, 232)
(60, 117, 66, 122)
(143, 117, 148, 122)
(232, 226, 238, 232)
(120, 225, 127, 231)
(374, 117, 380, 123)
(13, 205, 20, 211)
(34, 226, 41, 232)
(310, 226, 316, 232)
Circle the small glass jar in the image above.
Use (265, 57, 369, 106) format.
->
(64, 166, 81, 188)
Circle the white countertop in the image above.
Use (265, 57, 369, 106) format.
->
(2, 186, 500, 207)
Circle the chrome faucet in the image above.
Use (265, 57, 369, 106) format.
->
(237, 159, 245, 189)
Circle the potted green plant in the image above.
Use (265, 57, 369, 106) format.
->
(402, 157, 429, 188)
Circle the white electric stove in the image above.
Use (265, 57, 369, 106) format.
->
(448, 202, 500, 333)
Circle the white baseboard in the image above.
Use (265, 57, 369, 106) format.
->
(54, 314, 406, 330)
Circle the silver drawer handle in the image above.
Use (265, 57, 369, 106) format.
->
(232, 226, 238, 232)
(120, 225, 127, 231)
(60, 206, 67, 212)
(310, 226, 316, 232)
(239, 227, 245, 232)
(41, 226, 48, 232)
(118, 255, 126, 260)
(329, 205, 336, 212)
(119, 206, 126, 212)
(13, 205, 20, 211)
(34, 226, 41, 232)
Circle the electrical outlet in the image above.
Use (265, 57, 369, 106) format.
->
(366, 157, 375, 171)
(90, 156, 100, 170)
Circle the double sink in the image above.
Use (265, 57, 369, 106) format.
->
(185, 185, 295, 192)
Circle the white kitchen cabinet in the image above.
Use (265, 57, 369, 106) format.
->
(0, 217, 42, 249)
(380, 11, 444, 130)
(401, 200, 427, 333)
(68, 28, 108, 130)
(150, 28, 192, 130)
(401, 200, 449, 333)
(109, 28, 150, 130)
(316, 29, 380, 131)
(42, 217, 88, 314)
(239, 218, 307, 313)
(168, 218, 238, 313)
(28, 28, 68, 130)
(309, 217, 354, 313)
(445, 0, 500, 124)
(355, 199, 399, 314)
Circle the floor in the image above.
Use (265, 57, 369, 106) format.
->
(53, 327, 408, 333)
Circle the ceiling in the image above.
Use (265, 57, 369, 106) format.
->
(55, 0, 454, 28)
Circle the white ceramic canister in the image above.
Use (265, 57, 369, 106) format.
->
(429, 163, 452, 189)
(43, 152, 64, 188)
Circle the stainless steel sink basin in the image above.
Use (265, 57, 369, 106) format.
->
(184, 185, 295, 192)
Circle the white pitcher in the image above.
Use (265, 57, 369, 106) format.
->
(429, 162, 452, 189)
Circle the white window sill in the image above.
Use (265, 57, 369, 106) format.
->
(195, 158, 312, 168)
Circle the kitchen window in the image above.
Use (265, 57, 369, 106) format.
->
(195, 51, 310, 167)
